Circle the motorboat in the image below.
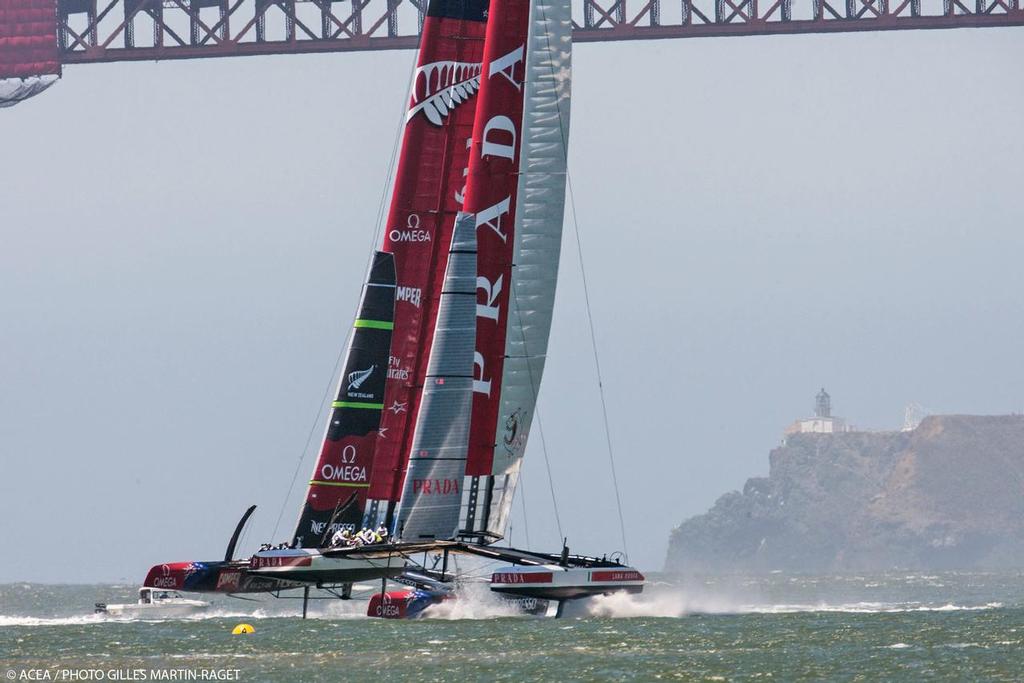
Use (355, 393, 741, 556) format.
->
(95, 587, 209, 618)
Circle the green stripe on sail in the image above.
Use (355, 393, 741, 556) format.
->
(353, 319, 393, 330)
(332, 401, 384, 410)
(309, 480, 370, 488)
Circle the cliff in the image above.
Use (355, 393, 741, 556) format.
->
(665, 415, 1024, 573)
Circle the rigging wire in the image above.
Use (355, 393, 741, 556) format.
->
(529, 0, 630, 562)
(270, 348, 346, 542)
(270, 49, 422, 542)
(517, 474, 532, 549)
(565, 175, 630, 563)
(509, 286, 564, 542)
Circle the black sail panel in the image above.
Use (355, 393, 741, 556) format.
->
(291, 251, 396, 548)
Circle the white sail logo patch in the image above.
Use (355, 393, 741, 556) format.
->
(407, 60, 483, 126)
(347, 365, 376, 391)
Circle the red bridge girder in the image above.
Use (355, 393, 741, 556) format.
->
(55, 0, 1024, 64)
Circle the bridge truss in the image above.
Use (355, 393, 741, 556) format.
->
(58, 0, 1024, 64)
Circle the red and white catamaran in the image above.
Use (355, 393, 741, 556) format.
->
(142, 0, 644, 618)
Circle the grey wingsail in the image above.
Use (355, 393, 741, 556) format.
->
(395, 214, 478, 541)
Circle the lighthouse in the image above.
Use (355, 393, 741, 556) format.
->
(785, 388, 850, 435)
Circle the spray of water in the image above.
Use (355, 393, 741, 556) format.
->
(423, 582, 528, 620)
(584, 584, 752, 618)
(582, 587, 1006, 618)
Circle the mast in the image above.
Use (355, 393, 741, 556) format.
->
(364, 0, 491, 529)
(291, 252, 396, 547)
(459, 0, 573, 542)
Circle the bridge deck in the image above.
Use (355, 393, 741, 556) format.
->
(55, 0, 1024, 64)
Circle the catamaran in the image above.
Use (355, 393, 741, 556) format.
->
(141, 0, 644, 618)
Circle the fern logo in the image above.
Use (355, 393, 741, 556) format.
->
(407, 60, 483, 126)
(347, 365, 376, 391)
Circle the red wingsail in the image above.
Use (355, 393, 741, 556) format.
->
(367, 0, 490, 518)
(462, 0, 530, 477)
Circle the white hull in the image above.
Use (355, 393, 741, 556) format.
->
(490, 564, 645, 601)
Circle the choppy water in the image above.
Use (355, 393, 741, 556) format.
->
(3, 572, 1023, 681)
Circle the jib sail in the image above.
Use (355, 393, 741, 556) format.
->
(291, 252, 396, 547)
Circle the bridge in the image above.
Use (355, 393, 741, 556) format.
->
(13, 0, 1024, 69)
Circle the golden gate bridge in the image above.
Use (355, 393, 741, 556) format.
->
(0, 0, 1020, 71)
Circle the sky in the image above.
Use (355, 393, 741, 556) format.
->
(1, 28, 1022, 582)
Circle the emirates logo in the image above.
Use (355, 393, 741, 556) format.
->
(407, 61, 483, 126)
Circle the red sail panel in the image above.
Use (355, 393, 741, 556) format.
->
(368, 0, 489, 503)
(0, 0, 60, 78)
(463, 0, 530, 475)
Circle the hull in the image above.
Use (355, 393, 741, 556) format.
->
(490, 565, 645, 601)
(366, 588, 549, 619)
(144, 560, 306, 594)
(247, 548, 408, 584)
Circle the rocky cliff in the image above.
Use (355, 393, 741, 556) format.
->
(665, 415, 1024, 573)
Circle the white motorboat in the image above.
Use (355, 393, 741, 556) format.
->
(95, 587, 209, 618)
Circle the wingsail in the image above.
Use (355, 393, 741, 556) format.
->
(395, 214, 478, 541)
(291, 252, 396, 547)
(365, 0, 492, 527)
(459, 0, 573, 542)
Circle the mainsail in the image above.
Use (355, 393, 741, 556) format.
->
(291, 252, 396, 547)
(365, 0, 491, 526)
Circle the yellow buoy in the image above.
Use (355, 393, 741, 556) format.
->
(232, 623, 255, 634)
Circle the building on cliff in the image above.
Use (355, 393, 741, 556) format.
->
(784, 388, 851, 435)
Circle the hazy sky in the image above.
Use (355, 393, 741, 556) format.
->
(2, 29, 1022, 582)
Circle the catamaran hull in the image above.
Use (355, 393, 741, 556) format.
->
(144, 560, 305, 594)
(247, 548, 407, 584)
(489, 565, 645, 601)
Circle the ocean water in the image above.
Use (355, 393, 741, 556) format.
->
(2, 572, 1023, 681)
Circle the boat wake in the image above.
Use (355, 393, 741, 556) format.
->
(0, 607, 275, 627)
(0, 614, 108, 627)
(582, 590, 1005, 618)
(745, 601, 1005, 614)
(584, 588, 740, 618)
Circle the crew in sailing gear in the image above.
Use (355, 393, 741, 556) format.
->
(376, 525, 389, 542)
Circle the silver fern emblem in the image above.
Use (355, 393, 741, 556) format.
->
(407, 60, 483, 126)
(347, 365, 376, 391)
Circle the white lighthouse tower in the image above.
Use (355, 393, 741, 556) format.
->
(785, 388, 850, 435)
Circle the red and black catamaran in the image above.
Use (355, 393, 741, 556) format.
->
(143, 0, 644, 618)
